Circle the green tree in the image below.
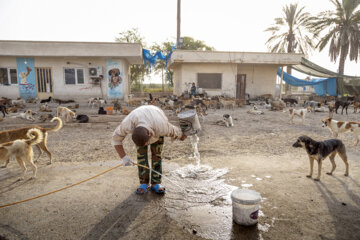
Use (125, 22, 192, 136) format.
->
(115, 28, 147, 90)
(309, 0, 360, 75)
(265, 3, 314, 93)
(180, 36, 215, 51)
(151, 37, 215, 87)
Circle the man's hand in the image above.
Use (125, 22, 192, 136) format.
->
(179, 133, 187, 141)
(122, 155, 132, 166)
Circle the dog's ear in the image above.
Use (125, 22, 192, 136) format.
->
(108, 70, 113, 76)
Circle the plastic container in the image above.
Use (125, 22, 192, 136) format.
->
(231, 189, 262, 226)
(177, 109, 201, 136)
(106, 106, 113, 115)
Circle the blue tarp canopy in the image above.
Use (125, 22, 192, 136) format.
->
(142, 46, 176, 70)
(277, 68, 337, 96)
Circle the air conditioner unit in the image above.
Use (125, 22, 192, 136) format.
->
(88, 66, 103, 77)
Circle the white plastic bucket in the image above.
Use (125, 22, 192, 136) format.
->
(231, 189, 262, 226)
(177, 109, 201, 136)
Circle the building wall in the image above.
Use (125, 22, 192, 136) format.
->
(0, 56, 20, 98)
(178, 63, 237, 96)
(0, 57, 130, 100)
(238, 64, 277, 97)
(173, 63, 277, 98)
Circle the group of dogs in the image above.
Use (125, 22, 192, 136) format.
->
(1, 94, 359, 182)
(283, 97, 359, 181)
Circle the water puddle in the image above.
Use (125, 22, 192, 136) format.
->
(161, 134, 274, 239)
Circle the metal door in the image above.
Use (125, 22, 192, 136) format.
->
(35, 67, 53, 99)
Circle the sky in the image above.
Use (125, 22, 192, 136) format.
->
(0, 0, 359, 83)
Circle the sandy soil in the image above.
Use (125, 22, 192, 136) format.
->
(0, 102, 359, 240)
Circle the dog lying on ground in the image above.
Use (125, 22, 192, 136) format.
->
(16, 110, 35, 121)
(247, 106, 264, 115)
(76, 114, 89, 123)
(57, 106, 76, 124)
(40, 96, 52, 103)
(67, 103, 79, 110)
(121, 107, 131, 115)
(292, 135, 349, 181)
(0, 104, 8, 117)
(289, 107, 311, 124)
(11, 99, 26, 108)
(0, 117, 62, 166)
(39, 103, 52, 112)
(38, 113, 54, 122)
(0, 128, 43, 179)
(270, 100, 286, 111)
(322, 118, 360, 145)
(54, 98, 75, 105)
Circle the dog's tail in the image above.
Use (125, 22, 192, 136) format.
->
(44, 117, 63, 132)
(25, 128, 43, 146)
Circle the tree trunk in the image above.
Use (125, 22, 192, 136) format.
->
(337, 45, 348, 96)
(285, 33, 294, 96)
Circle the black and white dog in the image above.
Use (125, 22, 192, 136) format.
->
(292, 135, 349, 181)
(223, 114, 234, 127)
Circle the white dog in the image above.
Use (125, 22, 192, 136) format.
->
(289, 107, 311, 124)
(56, 106, 76, 124)
(16, 110, 35, 121)
(322, 117, 360, 145)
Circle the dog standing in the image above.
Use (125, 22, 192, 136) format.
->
(322, 118, 360, 145)
(0, 128, 43, 179)
(289, 108, 311, 124)
(292, 135, 349, 181)
(0, 104, 8, 117)
(0, 117, 62, 165)
(57, 106, 76, 124)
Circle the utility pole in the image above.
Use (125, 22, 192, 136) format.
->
(177, 0, 181, 48)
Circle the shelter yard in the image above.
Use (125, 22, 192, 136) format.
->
(0, 96, 360, 240)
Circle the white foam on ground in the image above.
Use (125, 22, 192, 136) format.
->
(241, 183, 253, 188)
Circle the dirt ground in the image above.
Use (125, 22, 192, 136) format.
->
(0, 102, 359, 240)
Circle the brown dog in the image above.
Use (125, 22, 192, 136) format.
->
(0, 128, 43, 179)
(293, 135, 349, 181)
(0, 117, 62, 166)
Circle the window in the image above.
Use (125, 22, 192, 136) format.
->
(0, 68, 17, 85)
(64, 68, 85, 85)
(10, 69, 17, 84)
(197, 73, 222, 89)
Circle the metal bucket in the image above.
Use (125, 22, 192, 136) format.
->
(177, 109, 201, 136)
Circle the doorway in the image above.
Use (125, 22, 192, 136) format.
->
(35, 67, 53, 99)
(236, 74, 246, 100)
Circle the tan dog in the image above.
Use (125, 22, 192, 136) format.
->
(0, 117, 62, 165)
(121, 107, 131, 115)
(57, 106, 76, 124)
(0, 128, 43, 180)
(219, 98, 236, 110)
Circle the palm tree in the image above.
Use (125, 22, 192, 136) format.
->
(265, 3, 315, 93)
(309, 0, 360, 76)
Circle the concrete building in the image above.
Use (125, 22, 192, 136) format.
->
(169, 50, 303, 99)
(0, 40, 142, 100)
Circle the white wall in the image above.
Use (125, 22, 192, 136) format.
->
(0, 57, 20, 98)
(178, 63, 237, 97)
(172, 63, 278, 98)
(0, 57, 130, 100)
(238, 64, 277, 97)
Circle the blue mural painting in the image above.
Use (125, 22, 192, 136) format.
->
(106, 59, 123, 98)
(16, 58, 37, 99)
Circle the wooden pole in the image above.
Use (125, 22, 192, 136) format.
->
(280, 66, 284, 100)
(162, 68, 164, 92)
(177, 0, 181, 48)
